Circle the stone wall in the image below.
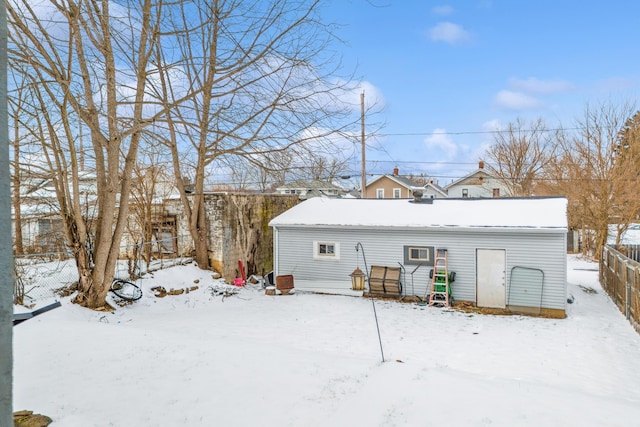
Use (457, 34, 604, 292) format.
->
(165, 193, 300, 282)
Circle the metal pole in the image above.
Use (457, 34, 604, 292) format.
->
(0, 2, 13, 424)
(356, 242, 384, 362)
(360, 91, 366, 199)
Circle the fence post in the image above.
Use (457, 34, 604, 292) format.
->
(624, 262, 629, 320)
(627, 281, 631, 320)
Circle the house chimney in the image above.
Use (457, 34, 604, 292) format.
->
(479, 160, 485, 169)
(393, 166, 399, 176)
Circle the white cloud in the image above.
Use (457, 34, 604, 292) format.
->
(356, 81, 386, 111)
(481, 119, 503, 132)
(424, 128, 458, 158)
(593, 77, 636, 92)
(432, 5, 454, 16)
(331, 79, 386, 113)
(508, 77, 574, 95)
(428, 22, 471, 45)
(493, 90, 542, 110)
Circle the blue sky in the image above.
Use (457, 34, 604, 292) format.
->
(324, 1, 640, 183)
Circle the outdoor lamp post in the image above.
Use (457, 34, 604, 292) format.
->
(350, 267, 366, 291)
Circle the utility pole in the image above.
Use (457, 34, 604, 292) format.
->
(360, 91, 366, 198)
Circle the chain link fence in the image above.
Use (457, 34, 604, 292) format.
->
(14, 235, 193, 305)
(601, 245, 640, 333)
(14, 252, 78, 305)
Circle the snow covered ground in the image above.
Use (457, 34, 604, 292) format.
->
(12, 255, 640, 426)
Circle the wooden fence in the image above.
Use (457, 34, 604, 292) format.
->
(601, 245, 640, 333)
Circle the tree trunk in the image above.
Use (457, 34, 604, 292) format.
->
(12, 119, 23, 255)
(72, 242, 110, 309)
(193, 195, 210, 269)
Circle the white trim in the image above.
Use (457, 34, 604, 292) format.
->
(376, 188, 384, 199)
(273, 227, 279, 276)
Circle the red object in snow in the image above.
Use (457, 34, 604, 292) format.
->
(235, 260, 246, 286)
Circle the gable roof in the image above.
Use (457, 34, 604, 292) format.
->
(443, 168, 492, 190)
(269, 196, 567, 231)
(424, 181, 448, 197)
(366, 174, 422, 190)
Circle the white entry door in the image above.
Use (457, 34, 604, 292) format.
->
(476, 249, 506, 308)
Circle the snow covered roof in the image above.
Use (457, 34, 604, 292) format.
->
(269, 196, 568, 231)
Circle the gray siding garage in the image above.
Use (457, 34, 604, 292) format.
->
(269, 197, 568, 317)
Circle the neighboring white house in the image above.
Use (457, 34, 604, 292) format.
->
(13, 171, 98, 253)
(422, 179, 448, 199)
(274, 179, 345, 199)
(13, 170, 180, 255)
(269, 196, 568, 318)
(444, 161, 510, 198)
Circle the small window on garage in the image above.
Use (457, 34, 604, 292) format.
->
(314, 241, 340, 260)
(409, 247, 429, 261)
(319, 243, 335, 256)
(462, 188, 469, 198)
(393, 188, 401, 198)
(376, 188, 384, 199)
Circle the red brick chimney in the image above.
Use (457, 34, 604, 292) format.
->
(478, 160, 485, 169)
(393, 166, 399, 176)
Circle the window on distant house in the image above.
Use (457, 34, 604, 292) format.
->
(393, 188, 401, 198)
(462, 188, 469, 198)
(313, 241, 340, 260)
(376, 189, 384, 199)
(493, 188, 500, 197)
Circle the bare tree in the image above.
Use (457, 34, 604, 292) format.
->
(293, 147, 351, 182)
(555, 101, 640, 258)
(609, 110, 640, 244)
(484, 118, 558, 196)
(236, 152, 292, 193)
(153, 0, 359, 269)
(127, 143, 175, 269)
(8, 0, 166, 308)
(8, 69, 33, 255)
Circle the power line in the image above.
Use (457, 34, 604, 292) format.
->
(373, 126, 586, 137)
(202, 173, 632, 188)
(365, 160, 480, 165)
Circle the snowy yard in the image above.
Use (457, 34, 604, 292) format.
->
(12, 255, 640, 426)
